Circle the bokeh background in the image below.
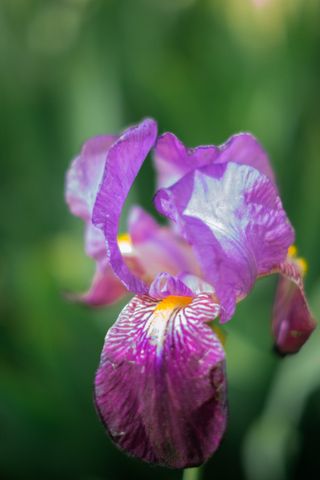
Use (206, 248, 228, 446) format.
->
(1, 0, 320, 479)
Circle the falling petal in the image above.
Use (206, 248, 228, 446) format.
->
(95, 293, 226, 468)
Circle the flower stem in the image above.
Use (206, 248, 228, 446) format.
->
(182, 467, 202, 480)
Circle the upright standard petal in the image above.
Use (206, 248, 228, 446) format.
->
(215, 133, 275, 184)
(95, 293, 226, 468)
(66, 134, 127, 306)
(272, 251, 316, 354)
(155, 162, 294, 321)
(66, 135, 117, 221)
(154, 132, 219, 189)
(154, 132, 275, 190)
(92, 119, 158, 294)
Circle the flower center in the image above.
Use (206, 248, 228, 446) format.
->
(154, 295, 193, 312)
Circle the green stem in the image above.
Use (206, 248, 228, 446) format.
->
(182, 466, 202, 480)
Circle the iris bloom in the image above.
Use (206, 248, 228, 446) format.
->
(65, 118, 316, 468)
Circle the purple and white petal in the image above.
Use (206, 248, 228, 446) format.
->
(154, 132, 220, 189)
(95, 293, 226, 468)
(155, 162, 294, 322)
(154, 131, 275, 190)
(92, 119, 158, 294)
(272, 259, 316, 355)
(149, 272, 194, 299)
(66, 135, 117, 221)
(178, 273, 215, 296)
(65, 134, 128, 306)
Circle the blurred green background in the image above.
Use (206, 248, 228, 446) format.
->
(1, 0, 320, 479)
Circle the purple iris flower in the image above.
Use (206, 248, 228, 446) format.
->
(65, 118, 316, 468)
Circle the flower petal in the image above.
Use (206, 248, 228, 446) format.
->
(129, 206, 201, 279)
(154, 132, 275, 190)
(66, 135, 117, 221)
(82, 205, 201, 306)
(128, 206, 159, 244)
(92, 119, 158, 294)
(178, 273, 215, 296)
(154, 132, 220, 189)
(149, 272, 194, 298)
(272, 260, 316, 355)
(215, 133, 276, 184)
(69, 259, 128, 307)
(155, 162, 294, 321)
(136, 229, 201, 282)
(84, 224, 107, 261)
(65, 135, 128, 306)
(128, 206, 202, 284)
(71, 235, 149, 308)
(95, 294, 226, 468)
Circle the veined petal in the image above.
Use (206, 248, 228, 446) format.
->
(95, 294, 226, 468)
(154, 132, 275, 190)
(66, 135, 117, 221)
(92, 119, 158, 294)
(155, 162, 294, 322)
(272, 256, 316, 355)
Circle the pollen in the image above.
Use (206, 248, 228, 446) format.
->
(288, 245, 308, 276)
(117, 233, 133, 255)
(155, 295, 193, 312)
(288, 245, 298, 257)
(297, 258, 308, 276)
